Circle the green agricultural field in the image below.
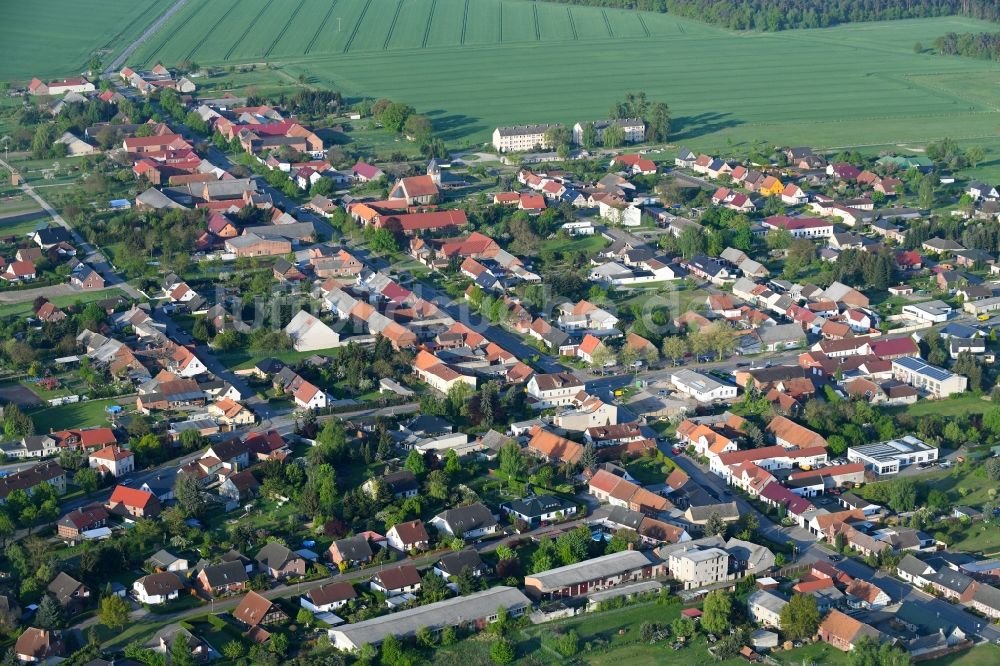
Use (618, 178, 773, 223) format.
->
(0, 0, 168, 82)
(121, 0, 1000, 155)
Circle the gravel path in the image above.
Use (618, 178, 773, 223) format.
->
(104, 0, 191, 77)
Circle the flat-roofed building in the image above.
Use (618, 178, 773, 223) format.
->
(523, 550, 662, 600)
(329, 586, 530, 650)
(891, 356, 967, 398)
(671, 369, 738, 403)
(847, 435, 938, 476)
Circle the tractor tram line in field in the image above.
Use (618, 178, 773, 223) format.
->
(637, 13, 651, 38)
(141, 0, 213, 67)
(306, 0, 340, 54)
(460, 0, 470, 46)
(265, 0, 306, 58)
(567, 8, 579, 40)
(100, 0, 163, 53)
(185, 0, 241, 63)
(342, 0, 373, 53)
(385, 0, 406, 50)
(223, 0, 274, 61)
(422, 0, 439, 49)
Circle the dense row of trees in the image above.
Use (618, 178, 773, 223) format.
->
(932, 31, 1000, 60)
(543, 0, 1000, 30)
(906, 214, 1000, 254)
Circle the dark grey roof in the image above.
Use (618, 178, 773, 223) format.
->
(972, 583, 1000, 611)
(136, 572, 184, 596)
(333, 535, 373, 561)
(595, 505, 644, 530)
(435, 502, 497, 535)
(200, 560, 249, 588)
(255, 542, 301, 570)
(436, 549, 486, 577)
(48, 571, 85, 604)
(503, 495, 575, 519)
(897, 554, 932, 578)
(380, 469, 418, 494)
(686, 502, 739, 522)
(931, 568, 975, 593)
(406, 414, 453, 436)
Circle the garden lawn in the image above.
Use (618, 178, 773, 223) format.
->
(893, 393, 993, 417)
(0, 288, 128, 319)
(925, 644, 1000, 666)
(626, 455, 675, 485)
(28, 398, 119, 431)
(542, 233, 610, 257)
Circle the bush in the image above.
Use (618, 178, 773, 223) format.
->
(489, 639, 516, 665)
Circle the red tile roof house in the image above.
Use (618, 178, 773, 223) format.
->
(845, 579, 891, 610)
(15, 627, 65, 663)
(28, 76, 94, 96)
(818, 609, 882, 651)
(370, 564, 422, 597)
(386, 519, 430, 553)
(378, 209, 469, 236)
(869, 337, 920, 360)
(52, 427, 117, 452)
(2, 260, 36, 282)
(57, 504, 109, 542)
(88, 445, 135, 478)
(233, 590, 288, 628)
(123, 134, 192, 154)
(106, 485, 161, 519)
(389, 175, 439, 205)
(351, 161, 385, 182)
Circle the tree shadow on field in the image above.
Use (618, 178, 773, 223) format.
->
(671, 112, 743, 142)
(424, 110, 486, 141)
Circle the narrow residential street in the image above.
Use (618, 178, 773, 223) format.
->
(0, 155, 143, 301)
(71, 517, 589, 634)
(662, 444, 817, 554)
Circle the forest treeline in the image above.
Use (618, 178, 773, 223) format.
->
(536, 0, 1000, 31)
(931, 31, 1000, 60)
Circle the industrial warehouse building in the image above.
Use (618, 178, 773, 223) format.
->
(523, 550, 662, 600)
(328, 586, 531, 651)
